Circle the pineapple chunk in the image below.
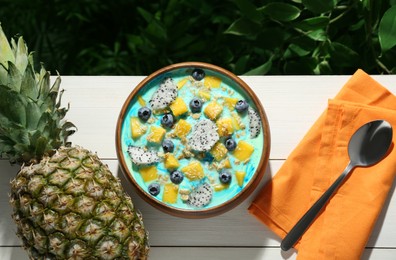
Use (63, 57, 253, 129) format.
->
(177, 78, 189, 89)
(130, 117, 147, 139)
(235, 171, 246, 187)
(223, 97, 239, 110)
(204, 101, 223, 120)
(146, 126, 166, 144)
(216, 117, 234, 137)
(138, 166, 158, 182)
(163, 183, 179, 204)
(198, 89, 211, 101)
(231, 112, 243, 130)
(173, 119, 192, 138)
(137, 95, 146, 106)
(222, 158, 232, 168)
(204, 76, 221, 88)
(213, 183, 229, 192)
(170, 97, 188, 116)
(232, 141, 254, 161)
(164, 153, 180, 170)
(181, 161, 205, 180)
(210, 142, 228, 161)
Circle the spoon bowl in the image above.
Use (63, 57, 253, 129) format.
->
(281, 119, 393, 251)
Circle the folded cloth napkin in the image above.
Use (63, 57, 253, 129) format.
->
(249, 69, 396, 259)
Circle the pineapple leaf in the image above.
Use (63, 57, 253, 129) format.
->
(0, 85, 26, 126)
(0, 63, 7, 85)
(34, 135, 48, 159)
(7, 61, 22, 92)
(0, 24, 14, 67)
(26, 102, 42, 130)
(20, 63, 38, 100)
(38, 68, 50, 99)
(49, 75, 61, 106)
(15, 37, 28, 74)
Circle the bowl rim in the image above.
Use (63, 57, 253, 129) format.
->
(115, 61, 270, 218)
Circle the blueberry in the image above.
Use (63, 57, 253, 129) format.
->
(161, 113, 174, 128)
(189, 98, 203, 113)
(235, 100, 249, 113)
(224, 138, 237, 151)
(138, 107, 152, 121)
(219, 170, 232, 184)
(191, 68, 205, 81)
(148, 183, 160, 196)
(162, 139, 174, 153)
(170, 170, 184, 184)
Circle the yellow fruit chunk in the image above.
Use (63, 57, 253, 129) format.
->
(137, 95, 146, 106)
(163, 183, 179, 204)
(177, 78, 189, 89)
(222, 158, 231, 168)
(130, 117, 147, 139)
(213, 183, 229, 192)
(170, 97, 188, 116)
(164, 153, 180, 170)
(223, 97, 239, 110)
(204, 76, 221, 88)
(210, 142, 228, 161)
(138, 166, 158, 182)
(216, 117, 234, 137)
(198, 89, 211, 101)
(146, 126, 166, 144)
(231, 112, 243, 130)
(232, 141, 254, 161)
(235, 171, 246, 187)
(181, 161, 205, 180)
(204, 101, 223, 120)
(173, 119, 192, 138)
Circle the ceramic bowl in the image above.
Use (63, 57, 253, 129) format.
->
(116, 62, 270, 218)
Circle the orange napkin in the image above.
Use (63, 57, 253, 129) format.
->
(249, 69, 396, 259)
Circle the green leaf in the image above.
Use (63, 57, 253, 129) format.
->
(306, 29, 327, 41)
(15, 37, 28, 74)
(0, 24, 15, 67)
(233, 0, 262, 22)
(329, 42, 359, 67)
(302, 0, 336, 13)
(260, 3, 301, 22)
(295, 17, 329, 31)
(379, 6, 396, 53)
(244, 59, 272, 75)
(224, 18, 261, 36)
(7, 61, 22, 92)
(0, 85, 26, 126)
(20, 64, 38, 100)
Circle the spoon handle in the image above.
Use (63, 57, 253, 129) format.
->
(281, 162, 355, 251)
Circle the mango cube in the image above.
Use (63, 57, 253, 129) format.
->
(235, 170, 246, 187)
(181, 161, 205, 180)
(216, 117, 234, 137)
(210, 142, 228, 161)
(173, 119, 192, 138)
(222, 158, 232, 168)
(170, 97, 188, 116)
(146, 126, 166, 144)
(204, 101, 223, 120)
(223, 97, 239, 110)
(164, 153, 180, 170)
(198, 89, 211, 101)
(177, 78, 189, 89)
(231, 112, 243, 130)
(232, 141, 254, 161)
(163, 183, 179, 204)
(204, 76, 221, 88)
(213, 183, 229, 192)
(138, 166, 158, 182)
(130, 117, 147, 139)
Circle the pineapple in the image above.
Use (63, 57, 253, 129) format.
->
(0, 26, 149, 259)
(223, 97, 239, 110)
(204, 75, 221, 88)
(216, 117, 234, 137)
(232, 140, 255, 161)
(235, 170, 246, 187)
(163, 153, 180, 170)
(210, 142, 228, 161)
(173, 119, 192, 138)
(146, 125, 166, 144)
(169, 97, 188, 116)
(138, 165, 159, 182)
(131, 117, 147, 139)
(181, 161, 205, 180)
(204, 101, 223, 120)
(162, 183, 179, 204)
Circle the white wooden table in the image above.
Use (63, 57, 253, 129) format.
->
(1, 75, 396, 259)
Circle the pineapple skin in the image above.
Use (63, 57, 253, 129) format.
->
(10, 146, 149, 259)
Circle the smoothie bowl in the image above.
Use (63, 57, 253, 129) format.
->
(116, 62, 270, 218)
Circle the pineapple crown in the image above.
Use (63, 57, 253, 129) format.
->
(0, 24, 75, 164)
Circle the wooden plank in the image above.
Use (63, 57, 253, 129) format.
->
(1, 246, 396, 260)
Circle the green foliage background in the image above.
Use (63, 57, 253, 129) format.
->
(1, 0, 396, 75)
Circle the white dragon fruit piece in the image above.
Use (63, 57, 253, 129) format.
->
(188, 182, 213, 208)
(148, 77, 177, 110)
(188, 119, 219, 152)
(248, 107, 261, 138)
(128, 146, 160, 166)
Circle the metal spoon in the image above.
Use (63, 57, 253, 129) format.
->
(281, 119, 393, 251)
